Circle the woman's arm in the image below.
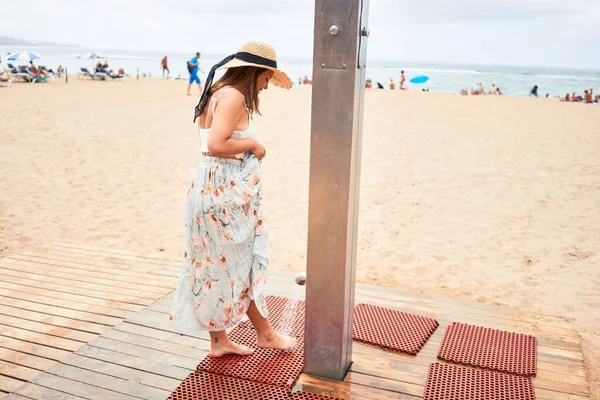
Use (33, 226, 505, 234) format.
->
(206, 91, 256, 157)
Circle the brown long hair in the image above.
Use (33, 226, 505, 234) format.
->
(208, 66, 267, 117)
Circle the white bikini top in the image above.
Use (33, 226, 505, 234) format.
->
(198, 89, 257, 159)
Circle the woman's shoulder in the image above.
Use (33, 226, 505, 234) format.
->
(214, 87, 245, 104)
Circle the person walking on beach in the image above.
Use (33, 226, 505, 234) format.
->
(161, 56, 169, 79)
(400, 70, 406, 90)
(187, 52, 203, 95)
(170, 41, 296, 357)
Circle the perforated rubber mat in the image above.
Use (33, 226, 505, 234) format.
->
(168, 371, 342, 400)
(352, 303, 439, 355)
(197, 295, 306, 388)
(422, 363, 536, 400)
(438, 322, 537, 377)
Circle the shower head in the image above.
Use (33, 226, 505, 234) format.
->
(294, 272, 306, 286)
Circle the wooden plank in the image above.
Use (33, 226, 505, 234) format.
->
(0, 258, 172, 295)
(0, 359, 41, 382)
(0, 304, 107, 335)
(350, 291, 579, 339)
(0, 324, 84, 352)
(45, 363, 170, 400)
(0, 274, 152, 306)
(0, 283, 139, 317)
(147, 269, 179, 278)
(348, 352, 589, 398)
(0, 375, 26, 394)
(100, 329, 206, 361)
(61, 353, 181, 392)
(88, 337, 199, 371)
(2, 395, 32, 400)
(352, 341, 587, 378)
(0, 348, 57, 371)
(113, 322, 210, 351)
(0, 315, 97, 343)
(125, 309, 207, 340)
(350, 346, 588, 388)
(13, 383, 88, 400)
(354, 286, 576, 334)
(0, 268, 159, 302)
(355, 282, 569, 325)
(48, 243, 179, 267)
(14, 249, 177, 281)
(74, 345, 190, 381)
(14, 251, 175, 288)
(0, 296, 122, 327)
(29, 374, 139, 400)
(268, 271, 572, 330)
(0, 336, 72, 362)
(297, 373, 420, 400)
(345, 372, 422, 397)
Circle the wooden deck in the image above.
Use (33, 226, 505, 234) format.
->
(0, 243, 590, 399)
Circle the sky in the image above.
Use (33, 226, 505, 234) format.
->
(1, 0, 599, 69)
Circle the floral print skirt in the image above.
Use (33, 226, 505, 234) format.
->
(170, 153, 269, 333)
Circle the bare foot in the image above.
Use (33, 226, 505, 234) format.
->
(257, 331, 297, 351)
(210, 340, 254, 357)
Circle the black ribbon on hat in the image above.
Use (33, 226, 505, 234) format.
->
(193, 52, 277, 122)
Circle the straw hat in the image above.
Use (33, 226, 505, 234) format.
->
(218, 41, 292, 89)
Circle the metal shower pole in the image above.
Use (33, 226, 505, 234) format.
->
(304, 0, 370, 381)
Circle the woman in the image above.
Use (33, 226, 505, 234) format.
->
(170, 41, 296, 357)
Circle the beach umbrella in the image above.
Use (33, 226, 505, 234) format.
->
(410, 75, 429, 84)
(77, 52, 106, 59)
(7, 51, 43, 63)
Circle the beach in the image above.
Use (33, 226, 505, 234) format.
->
(1, 78, 599, 396)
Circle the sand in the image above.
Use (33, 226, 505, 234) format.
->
(1, 77, 599, 396)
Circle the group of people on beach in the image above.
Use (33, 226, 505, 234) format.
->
(94, 60, 125, 79)
(459, 82, 504, 96)
(0, 55, 56, 85)
(530, 85, 599, 103)
(557, 89, 598, 103)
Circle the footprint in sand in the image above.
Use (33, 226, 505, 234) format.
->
(567, 250, 594, 260)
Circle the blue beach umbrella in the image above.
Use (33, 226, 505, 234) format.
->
(410, 75, 429, 84)
(8, 51, 43, 63)
(78, 52, 105, 59)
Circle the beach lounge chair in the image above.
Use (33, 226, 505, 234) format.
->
(93, 71, 113, 80)
(94, 70, 123, 81)
(9, 68, 34, 83)
(78, 67, 95, 79)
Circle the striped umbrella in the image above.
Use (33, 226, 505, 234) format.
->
(77, 52, 106, 59)
(7, 51, 44, 63)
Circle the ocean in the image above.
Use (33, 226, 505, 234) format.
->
(2, 45, 599, 97)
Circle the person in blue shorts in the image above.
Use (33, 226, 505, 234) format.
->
(187, 52, 203, 96)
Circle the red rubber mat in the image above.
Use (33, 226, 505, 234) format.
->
(168, 371, 342, 400)
(352, 303, 439, 355)
(422, 363, 536, 400)
(197, 295, 306, 388)
(438, 322, 537, 377)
